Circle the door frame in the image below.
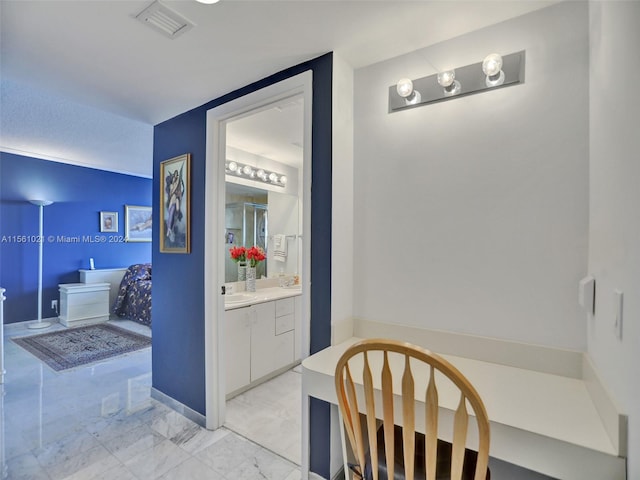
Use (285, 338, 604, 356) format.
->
(204, 71, 313, 429)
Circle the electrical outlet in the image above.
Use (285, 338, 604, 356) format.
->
(51, 299, 58, 310)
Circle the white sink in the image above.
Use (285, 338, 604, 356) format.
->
(224, 293, 256, 304)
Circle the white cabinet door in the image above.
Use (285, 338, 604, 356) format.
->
(225, 306, 251, 394)
(273, 330, 294, 372)
(250, 301, 277, 381)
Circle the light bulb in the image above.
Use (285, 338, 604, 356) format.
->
(483, 53, 505, 87)
(269, 172, 278, 182)
(396, 78, 414, 98)
(243, 165, 253, 175)
(228, 161, 238, 172)
(280, 175, 287, 185)
(482, 54, 503, 76)
(256, 169, 265, 180)
(437, 70, 461, 96)
(437, 70, 455, 88)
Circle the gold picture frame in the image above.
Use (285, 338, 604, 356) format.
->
(124, 205, 152, 243)
(159, 154, 191, 253)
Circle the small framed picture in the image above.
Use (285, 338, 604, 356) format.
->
(125, 205, 152, 242)
(160, 153, 191, 253)
(100, 211, 118, 232)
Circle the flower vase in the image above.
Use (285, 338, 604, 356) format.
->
(237, 262, 247, 281)
(246, 266, 256, 292)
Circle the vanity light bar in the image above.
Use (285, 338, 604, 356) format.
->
(225, 161, 287, 187)
(389, 50, 525, 112)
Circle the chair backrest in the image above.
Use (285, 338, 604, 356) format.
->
(335, 338, 490, 480)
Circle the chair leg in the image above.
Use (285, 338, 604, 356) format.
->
(338, 409, 353, 478)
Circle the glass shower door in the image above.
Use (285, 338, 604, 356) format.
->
(243, 203, 268, 279)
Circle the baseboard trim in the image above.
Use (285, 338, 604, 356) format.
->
(583, 355, 627, 456)
(150, 387, 206, 427)
(310, 473, 328, 480)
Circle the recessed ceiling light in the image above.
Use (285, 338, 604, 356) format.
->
(195, 0, 220, 4)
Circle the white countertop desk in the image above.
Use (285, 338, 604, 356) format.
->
(301, 331, 626, 480)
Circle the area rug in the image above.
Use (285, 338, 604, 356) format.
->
(12, 323, 151, 371)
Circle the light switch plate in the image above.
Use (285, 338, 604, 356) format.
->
(614, 290, 623, 340)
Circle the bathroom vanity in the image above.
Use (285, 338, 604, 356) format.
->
(225, 287, 302, 397)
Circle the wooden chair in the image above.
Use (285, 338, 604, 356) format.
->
(335, 339, 490, 480)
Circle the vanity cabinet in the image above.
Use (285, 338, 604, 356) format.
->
(225, 296, 297, 396)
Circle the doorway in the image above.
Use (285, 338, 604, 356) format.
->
(221, 94, 305, 463)
(203, 72, 312, 444)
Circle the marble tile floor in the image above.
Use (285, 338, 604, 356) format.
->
(1, 319, 301, 480)
(225, 368, 302, 465)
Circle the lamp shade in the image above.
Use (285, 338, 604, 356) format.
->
(29, 200, 53, 207)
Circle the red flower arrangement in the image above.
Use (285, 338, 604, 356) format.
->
(229, 246, 246, 263)
(246, 246, 266, 267)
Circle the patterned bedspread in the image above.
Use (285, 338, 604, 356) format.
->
(112, 263, 152, 326)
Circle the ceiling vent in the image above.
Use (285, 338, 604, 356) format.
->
(135, 1, 194, 39)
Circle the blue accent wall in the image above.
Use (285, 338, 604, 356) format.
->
(0, 152, 152, 324)
(152, 53, 333, 477)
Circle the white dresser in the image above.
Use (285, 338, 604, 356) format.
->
(79, 267, 128, 311)
(58, 282, 110, 327)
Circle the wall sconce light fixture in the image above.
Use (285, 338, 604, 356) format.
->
(389, 50, 525, 112)
(226, 161, 287, 187)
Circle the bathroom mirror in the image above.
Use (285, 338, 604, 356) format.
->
(224, 93, 303, 284)
(224, 183, 299, 282)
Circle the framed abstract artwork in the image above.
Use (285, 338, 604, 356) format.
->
(159, 153, 191, 253)
(124, 205, 152, 242)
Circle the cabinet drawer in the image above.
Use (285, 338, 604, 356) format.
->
(275, 297, 294, 317)
(65, 290, 108, 306)
(66, 302, 108, 320)
(275, 313, 294, 335)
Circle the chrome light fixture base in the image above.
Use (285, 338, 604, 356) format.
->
(389, 50, 525, 113)
(225, 161, 287, 188)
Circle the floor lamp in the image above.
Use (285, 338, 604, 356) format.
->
(29, 200, 53, 330)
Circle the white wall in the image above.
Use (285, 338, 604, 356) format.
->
(588, 1, 640, 477)
(0, 79, 153, 177)
(331, 53, 356, 346)
(353, 2, 589, 350)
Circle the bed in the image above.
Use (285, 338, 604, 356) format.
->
(112, 263, 152, 326)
